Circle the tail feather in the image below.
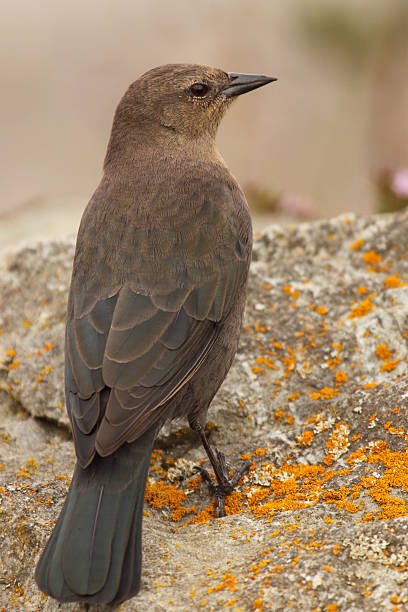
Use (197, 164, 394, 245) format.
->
(35, 427, 156, 607)
(113, 476, 149, 603)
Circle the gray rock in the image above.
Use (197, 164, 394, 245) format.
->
(1, 210, 408, 611)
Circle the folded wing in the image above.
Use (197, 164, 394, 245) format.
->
(65, 265, 241, 467)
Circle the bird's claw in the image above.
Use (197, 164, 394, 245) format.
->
(195, 449, 251, 518)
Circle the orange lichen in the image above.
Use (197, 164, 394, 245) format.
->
(240, 452, 252, 461)
(321, 453, 334, 466)
(386, 425, 405, 437)
(376, 344, 393, 360)
(270, 565, 284, 575)
(145, 480, 194, 522)
(334, 370, 348, 385)
(224, 491, 244, 515)
(326, 423, 350, 459)
(381, 359, 401, 372)
(283, 348, 296, 377)
(255, 324, 266, 333)
(185, 475, 201, 493)
(326, 355, 341, 370)
(7, 359, 20, 371)
(350, 239, 365, 251)
(190, 503, 216, 524)
(347, 448, 367, 464)
(288, 390, 300, 402)
(384, 274, 406, 289)
(347, 297, 374, 319)
(363, 250, 382, 265)
(297, 431, 314, 447)
(207, 573, 238, 593)
(249, 559, 271, 576)
(310, 387, 339, 400)
(255, 355, 277, 370)
(348, 444, 408, 520)
(283, 285, 300, 300)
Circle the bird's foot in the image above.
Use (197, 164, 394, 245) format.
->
(195, 448, 251, 518)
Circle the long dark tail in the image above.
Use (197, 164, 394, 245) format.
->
(35, 427, 156, 607)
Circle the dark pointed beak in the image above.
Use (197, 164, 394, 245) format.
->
(221, 72, 277, 97)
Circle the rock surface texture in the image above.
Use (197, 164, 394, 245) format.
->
(1, 210, 408, 611)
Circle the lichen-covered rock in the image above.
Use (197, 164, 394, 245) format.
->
(1, 210, 408, 611)
(0, 238, 73, 427)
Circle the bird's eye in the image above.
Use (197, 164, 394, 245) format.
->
(189, 83, 209, 98)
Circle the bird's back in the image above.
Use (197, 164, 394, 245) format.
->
(72, 157, 252, 303)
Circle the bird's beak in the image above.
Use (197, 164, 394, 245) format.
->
(221, 72, 277, 97)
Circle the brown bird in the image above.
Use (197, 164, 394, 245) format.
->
(35, 63, 276, 607)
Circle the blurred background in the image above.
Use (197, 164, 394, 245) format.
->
(1, 0, 408, 246)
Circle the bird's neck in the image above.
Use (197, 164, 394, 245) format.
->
(103, 119, 223, 180)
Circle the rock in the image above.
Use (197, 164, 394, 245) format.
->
(1, 210, 408, 611)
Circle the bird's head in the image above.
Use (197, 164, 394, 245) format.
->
(112, 63, 276, 143)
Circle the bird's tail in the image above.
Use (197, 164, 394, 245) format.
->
(35, 427, 156, 607)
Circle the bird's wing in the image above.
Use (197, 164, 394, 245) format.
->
(65, 259, 243, 467)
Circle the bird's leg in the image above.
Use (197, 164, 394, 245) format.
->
(189, 418, 251, 518)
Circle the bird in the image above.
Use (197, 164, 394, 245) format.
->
(35, 63, 276, 607)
